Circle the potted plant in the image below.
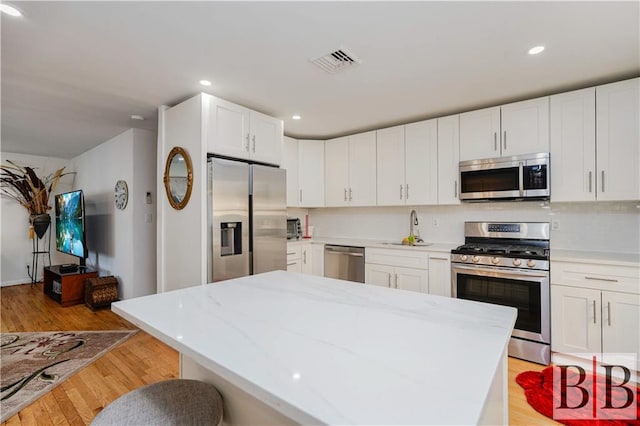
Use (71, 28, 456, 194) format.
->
(0, 160, 73, 239)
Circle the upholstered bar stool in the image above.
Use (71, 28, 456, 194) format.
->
(91, 379, 223, 426)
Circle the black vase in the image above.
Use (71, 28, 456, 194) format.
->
(31, 214, 51, 239)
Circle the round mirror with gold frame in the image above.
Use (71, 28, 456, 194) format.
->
(163, 146, 193, 210)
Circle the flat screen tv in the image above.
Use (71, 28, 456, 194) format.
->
(55, 189, 87, 264)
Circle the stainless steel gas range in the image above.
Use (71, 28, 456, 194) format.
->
(451, 222, 550, 365)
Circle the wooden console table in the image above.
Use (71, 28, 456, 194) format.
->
(43, 265, 98, 307)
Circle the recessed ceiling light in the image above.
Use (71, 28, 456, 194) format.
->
(0, 4, 22, 17)
(199, 80, 212, 87)
(130, 115, 144, 121)
(292, 115, 301, 120)
(528, 46, 545, 55)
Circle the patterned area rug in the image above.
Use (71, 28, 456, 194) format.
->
(0, 330, 136, 422)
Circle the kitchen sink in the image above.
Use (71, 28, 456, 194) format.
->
(381, 242, 432, 247)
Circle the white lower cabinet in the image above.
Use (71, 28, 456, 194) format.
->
(366, 263, 429, 293)
(551, 260, 640, 372)
(365, 248, 451, 296)
(287, 242, 316, 275)
(427, 254, 452, 297)
(286, 244, 303, 273)
(311, 243, 324, 276)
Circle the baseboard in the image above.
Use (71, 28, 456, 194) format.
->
(1, 277, 39, 287)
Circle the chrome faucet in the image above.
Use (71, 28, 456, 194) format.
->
(409, 209, 424, 243)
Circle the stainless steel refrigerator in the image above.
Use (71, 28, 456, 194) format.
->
(207, 157, 286, 282)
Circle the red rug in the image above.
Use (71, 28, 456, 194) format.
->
(516, 366, 640, 425)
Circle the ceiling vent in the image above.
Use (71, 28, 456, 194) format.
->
(310, 48, 361, 74)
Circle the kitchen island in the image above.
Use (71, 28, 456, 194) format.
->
(112, 270, 516, 425)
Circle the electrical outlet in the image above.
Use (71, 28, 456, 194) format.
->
(552, 220, 560, 231)
(432, 218, 439, 228)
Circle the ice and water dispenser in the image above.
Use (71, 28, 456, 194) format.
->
(220, 222, 242, 256)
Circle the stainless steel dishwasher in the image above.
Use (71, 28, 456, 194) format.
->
(324, 245, 365, 283)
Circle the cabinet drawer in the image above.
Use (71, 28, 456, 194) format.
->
(551, 261, 639, 294)
(366, 248, 429, 270)
(287, 245, 302, 262)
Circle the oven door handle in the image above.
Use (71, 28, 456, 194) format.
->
(452, 263, 548, 279)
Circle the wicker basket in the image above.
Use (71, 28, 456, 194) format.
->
(85, 276, 119, 310)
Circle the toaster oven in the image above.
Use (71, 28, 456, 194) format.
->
(287, 218, 301, 240)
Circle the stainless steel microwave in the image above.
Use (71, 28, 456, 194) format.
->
(459, 153, 550, 201)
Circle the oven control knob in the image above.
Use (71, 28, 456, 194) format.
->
(460, 255, 468, 261)
(513, 259, 522, 267)
(472, 256, 480, 263)
(527, 259, 536, 268)
(491, 257, 500, 264)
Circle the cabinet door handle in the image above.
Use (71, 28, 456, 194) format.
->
(585, 276, 618, 283)
(349, 188, 352, 201)
(394, 273, 398, 288)
(454, 180, 458, 197)
(400, 184, 403, 200)
(430, 257, 448, 260)
(406, 184, 409, 200)
(303, 251, 307, 264)
(593, 300, 597, 324)
(601, 170, 605, 193)
(299, 189, 302, 203)
(387, 273, 391, 287)
(588, 171, 593, 193)
(607, 301, 611, 326)
(252, 135, 256, 152)
(503, 131, 507, 151)
(287, 262, 296, 267)
(245, 134, 250, 151)
(494, 132, 497, 151)
(344, 188, 347, 201)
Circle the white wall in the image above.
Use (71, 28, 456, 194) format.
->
(308, 201, 640, 254)
(159, 95, 207, 292)
(1, 153, 75, 286)
(133, 129, 158, 298)
(70, 128, 156, 299)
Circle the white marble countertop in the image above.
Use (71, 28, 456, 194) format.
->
(551, 249, 640, 268)
(113, 270, 516, 425)
(287, 237, 459, 253)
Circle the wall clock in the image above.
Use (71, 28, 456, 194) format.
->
(114, 180, 129, 210)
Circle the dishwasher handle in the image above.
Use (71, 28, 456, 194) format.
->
(325, 245, 365, 256)
(325, 251, 364, 257)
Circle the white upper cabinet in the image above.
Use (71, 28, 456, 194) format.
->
(206, 94, 283, 165)
(325, 136, 350, 206)
(376, 125, 406, 205)
(298, 140, 325, 207)
(282, 136, 299, 207)
(459, 106, 501, 161)
(459, 97, 549, 161)
(250, 110, 283, 165)
(550, 87, 597, 202)
(207, 95, 250, 159)
(348, 132, 377, 206)
(406, 120, 438, 205)
(325, 132, 377, 207)
(595, 78, 640, 201)
(501, 97, 549, 157)
(437, 114, 461, 205)
(377, 121, 437, 206)
(551, 78, 639, 202)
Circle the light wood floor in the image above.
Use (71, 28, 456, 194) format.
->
(1, 282, 558, 425)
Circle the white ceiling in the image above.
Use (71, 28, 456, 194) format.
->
(2, 1, 639, 159)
